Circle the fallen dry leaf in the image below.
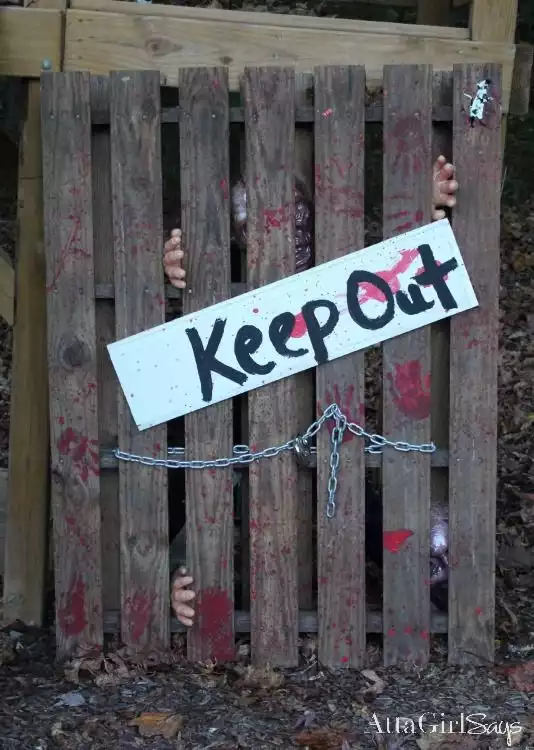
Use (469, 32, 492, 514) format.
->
(238, 664, 284, 689)
(499, 660, 534, 692)
(295, 727, 349, 749)
(129, 711, 184, 739)
(361, 669, 385, 695)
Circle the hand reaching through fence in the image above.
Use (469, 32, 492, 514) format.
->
(171, 566, 196, 628)
(162, 156, 458, 290)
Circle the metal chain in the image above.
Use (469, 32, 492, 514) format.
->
(113, 403, 435, 518)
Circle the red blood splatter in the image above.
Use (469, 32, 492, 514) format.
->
(220, 178, 229, 200)
(383, 529, 413, 553)
(394, 221, 414, 233)
(197, 588, 234, 661)
(252, 308, 259, 314)
(58, 575, 88, 637)
(58, 416, 65, 425)
(263, 205, 291, 234)
(57, 427, 100, 482)
(356, 248, 420, 305)
(387, 627, 397, 637)
(414, 209, 424, 222)
(125, 591, 154, 643)
(341, 656, 349, 663)
(47, 217, 91, 293)
(389, 115, 426, 178)
(322, 107, 333, 117)
(386, 360, 431, 420)
(290, 312, 307, 338)
(468, 339, 481, 349)
(475, 607, 483, 616)
(403, 626, 414, 635)
(421, 630, 429, 640)
(386, 210, 410, 221)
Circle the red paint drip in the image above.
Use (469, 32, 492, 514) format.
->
(383, 529, 414, 553)
(290, 312, 307, 339)
(386, 360, 431, 420)
(197, 588, 234, 661)
(58, 575, 88, 637)
(126, 591, 154, 643)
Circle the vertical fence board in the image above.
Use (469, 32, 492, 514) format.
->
(449, 63, 501, 665)
(244, 67, 299, 667)
(41, 71, 103, 656)
(314, 66, 366, 668)
(179, 67, 235, 661)
(382, 64, 433, 666)
(110, 71, 169, 650)
(90, 76, 120, 614)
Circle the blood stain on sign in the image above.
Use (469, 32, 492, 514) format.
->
(125, 590, 155, 643)
(196, 588, 234, 661)
(58, 575, 88, 637)
(383, 529, 414, 553)
(290, 312, 307, 338)
(386, 360, 431, 420)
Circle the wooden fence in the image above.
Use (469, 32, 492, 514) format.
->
(41, 62, 500, 669)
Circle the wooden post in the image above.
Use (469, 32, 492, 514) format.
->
(4, 81, 49, 626)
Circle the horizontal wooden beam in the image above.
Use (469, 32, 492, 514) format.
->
(99, 448, 449, 469)
(0, 7, 63, 78)
(64, 3, 515, 111)
(103, 608, 449, 634)
(0, 250, 14, 326)
(70, 0, 469, 39)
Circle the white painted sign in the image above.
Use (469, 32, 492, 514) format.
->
(108, 219, 478, 431)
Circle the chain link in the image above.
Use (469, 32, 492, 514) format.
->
(112, 403, 435, 518)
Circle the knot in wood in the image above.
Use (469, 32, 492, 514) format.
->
(59, 333, 90, 370)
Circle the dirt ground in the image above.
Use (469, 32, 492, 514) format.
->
(1, 2, 534, 747)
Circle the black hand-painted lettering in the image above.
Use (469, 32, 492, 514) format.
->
(300, 300, 339, 365)
(234, 324, 276, 376)
(395, 284, 435, 315)
(414, 244, 459, 311)
(346, 271, 395, 330)
(269, 312, 309, 358)
(185, 318, 247, 403)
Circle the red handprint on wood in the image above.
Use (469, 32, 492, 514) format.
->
(386, 360, 431, 421)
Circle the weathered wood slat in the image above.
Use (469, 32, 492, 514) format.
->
(381, 64, 433, 666)
(90, 76, 120, 614)
(41, 71, 103, 656)
(244, 67, 299, 667)
(179, 67, 235, 661)
(103, 607, 449, 634)
(314, 66, 367, 668)
(110, 70, 169, 650)
(448, 63, 501, 665)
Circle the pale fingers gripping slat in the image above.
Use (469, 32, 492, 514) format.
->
(314, 66, 367, 669)
(179, 67, 235, 662)
(244, 67, 300, 668)
(41, 71, 103, 657)
(382, 64, 433, 666)
(110, 70, 170, 650)
(448, 63, 501, 666)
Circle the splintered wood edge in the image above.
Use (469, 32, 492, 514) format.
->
(102, 608, 449, 634)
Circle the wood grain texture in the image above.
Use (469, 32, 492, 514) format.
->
(448, 63, 501, 665)
(382, 64, 433, 667)
(110, 70, 169, 651)
(470, 0, 517, 42)
(3, 81, 49, 626)
(90, 76, 120, 613)
(41, 72, 103, 655)
(179, 67, 234, 662)
(314, 66, 366, 668)
(0, 7, 63, 77)
(63, 7, 515, 112)
(0, 250, 14, 325)
(244, 67, 299, 667)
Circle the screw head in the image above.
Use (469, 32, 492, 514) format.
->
(41, 58, 52, 71)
